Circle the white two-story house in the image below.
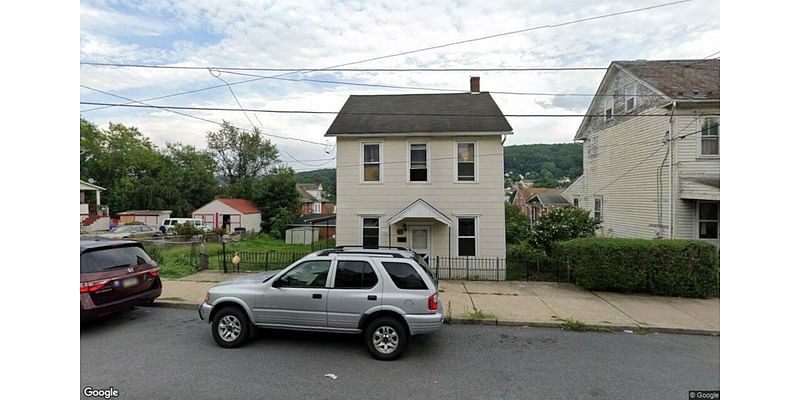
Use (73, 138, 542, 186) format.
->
(325, 78, 512, 277)
(563, 59, 720, 246)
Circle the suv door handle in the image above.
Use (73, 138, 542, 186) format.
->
(367, 295, 377, 301)
(312, 293, 322, 299)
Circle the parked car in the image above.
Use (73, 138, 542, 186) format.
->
(95, 224, 160, 239)
(159, 218, 212, 234)
(80, 239, 162, 320)
(198, 246, 442, 360)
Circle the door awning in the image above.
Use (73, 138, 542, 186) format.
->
(679, 175, 720, 201)
(387, 198, 452, 226)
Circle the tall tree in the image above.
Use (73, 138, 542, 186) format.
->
(161, 143, 219, 215)
(255, 166, 301, 230)
(206, 121, 280, 191)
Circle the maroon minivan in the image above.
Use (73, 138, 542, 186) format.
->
(80, 239, 162, 320)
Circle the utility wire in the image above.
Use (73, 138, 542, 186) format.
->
(81, 63, 609, 71)
(80, 85, 331, 147)
(79, 102, 719, 118)
(80, 0, 691, 112)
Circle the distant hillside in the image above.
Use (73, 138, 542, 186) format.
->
(294, 143, 583, 200)
(503, 143, 582, 187)
(295, 168, 336, 201)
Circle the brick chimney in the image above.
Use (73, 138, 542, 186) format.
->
(470, 76, 480, 94)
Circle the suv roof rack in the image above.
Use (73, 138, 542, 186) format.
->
(317, 249, 406, 258)
(334, 245, 410, 250)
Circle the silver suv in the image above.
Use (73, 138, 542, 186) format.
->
(198, 247, 443, 360)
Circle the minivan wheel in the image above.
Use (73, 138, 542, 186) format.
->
(211, 307, 250, 348)
(365, 317, 408, 361)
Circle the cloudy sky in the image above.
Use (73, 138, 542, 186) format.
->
(79, 0, 719, 172)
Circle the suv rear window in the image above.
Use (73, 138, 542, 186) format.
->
(381, 262, 428, 290)
(334, 261, 378, 289)
(80, 246, 155, 273)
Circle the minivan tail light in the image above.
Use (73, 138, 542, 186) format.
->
(80, 279, 111, 293)
(147, 268, 160, 277)
(428, 292, 439, 311)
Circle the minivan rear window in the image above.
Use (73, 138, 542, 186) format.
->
(80, 246, 155, 273)
(381, 262, 428, 290)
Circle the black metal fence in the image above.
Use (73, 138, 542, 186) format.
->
(217, 250, 307, 273)
(432, 255, 572, 282)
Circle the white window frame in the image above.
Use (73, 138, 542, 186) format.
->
(625, 83, 637, 112)
(696, 201, 720, 240)
(697, 116, 720, 158)
(454, 140, 479, 183)
(360, 141, 383, 184)
(313, 202, 321, 213)
(594, 196, 603, 221)
(407, 141, 430, 184)
(455, 215, 479, 257)
(360, 216, 382, 248)
(604, 97, 614, 121)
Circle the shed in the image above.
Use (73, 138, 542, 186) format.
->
(285, 214, 336, 244)
(117, 210, 172, 228)
(192, 198, 262, 233)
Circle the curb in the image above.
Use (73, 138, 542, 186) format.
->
(445, 318, 719, 336)
(147, 301, 198, 310)
(147, 302, 720, 337)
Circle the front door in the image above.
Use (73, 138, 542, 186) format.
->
(408, 226, 432, 265)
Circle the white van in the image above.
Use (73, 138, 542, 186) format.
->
(159, 218, 212, 234)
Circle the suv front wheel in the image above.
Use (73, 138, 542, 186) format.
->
(211, 306, 250, 348)
(364, 317, 408, 361)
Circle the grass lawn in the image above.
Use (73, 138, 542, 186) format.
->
(146, 235, 334, 279)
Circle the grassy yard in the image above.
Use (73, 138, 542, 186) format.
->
(146, 235, 334, 279)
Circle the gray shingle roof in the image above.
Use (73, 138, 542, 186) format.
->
(325, 92, 513, 136)
(529, 192, 571, 206)
(615, 59, 720, 100)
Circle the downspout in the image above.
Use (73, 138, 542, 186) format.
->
(668, 100, 677, 239)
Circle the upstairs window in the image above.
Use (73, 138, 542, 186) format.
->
(700, 117, 720, 156)
(625, 84, 637, 112)
(361, 217, 380, 249)
(456, 142, 476, 182)
(573, 198, 579, 208)
(409, 143, 428, 182)
(604, 97, 614, 121)
(362, 143, 381, 182)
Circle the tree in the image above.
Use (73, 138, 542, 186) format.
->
(505, 203, 532, 245)
(206, 121, 279, 188)
(531, 207, 600, 255)
(269, 208, 295, 239)
(255, 166, 301, 231)
(162, 143, 218, 215)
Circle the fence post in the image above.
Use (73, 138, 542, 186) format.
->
(466, 258, 470, 281)
(222, 240, 227, 274)
(496, 257, 500, 281)
(266, 251, 271, 271)
(435, 256, 439, 279)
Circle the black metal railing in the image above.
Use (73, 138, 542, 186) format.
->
(218, 250, 306, 273)
(432, 255, 571, 282)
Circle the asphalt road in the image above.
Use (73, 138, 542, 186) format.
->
(80, 307, 719, 400)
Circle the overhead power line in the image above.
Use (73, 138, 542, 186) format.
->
(79, 101, 719, 118)
(81, 62, 608, 72)
(80, 0, 691, 112)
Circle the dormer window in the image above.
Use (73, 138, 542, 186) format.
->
(604, 97, 613, 121)
(625, 84, 637, 112)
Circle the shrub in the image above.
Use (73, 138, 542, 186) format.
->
(174, 222, 203, 236)
(553, 238, 719, 298)
(531, 207, 600, 255)
(505, 203, 532, 244)
(269, 208, 295, 239)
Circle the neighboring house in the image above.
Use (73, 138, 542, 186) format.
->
(285, 213, 336, 245)
(192, 198, 262, 233)
(117, 210, 172, 228)
(80, 180, 110, 232)
(297, 183, 335, 215)
(511, 186, 562, 220)
(325, 77, 511, 276)
(527, 192, 571, 222)
(570, 59, 720, 245)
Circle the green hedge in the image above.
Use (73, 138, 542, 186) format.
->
(553, 238, 719, 298)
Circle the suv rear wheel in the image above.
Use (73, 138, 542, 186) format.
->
(211, 306, 250, 348)
(364, 317, 407, 361)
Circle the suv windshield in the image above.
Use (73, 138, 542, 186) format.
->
(81, 246, 155, 273)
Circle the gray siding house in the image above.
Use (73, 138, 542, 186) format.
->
(325, 78, 512, 276)
(566, 59, 720, 246)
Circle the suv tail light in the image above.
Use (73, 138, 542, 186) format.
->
(80, 279, 110, 293)
(428, 292, 439, 311)
(147, 268, 160, 278)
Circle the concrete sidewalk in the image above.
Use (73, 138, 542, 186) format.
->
(155, 271, 719, 335)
